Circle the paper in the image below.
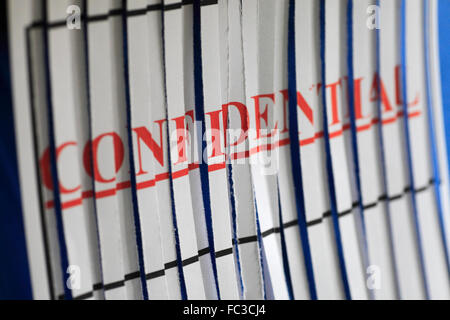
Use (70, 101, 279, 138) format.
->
(8, 0, 450, 300)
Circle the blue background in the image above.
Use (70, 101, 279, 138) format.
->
(0, 1, 448, 299)
(439, 1, 450, 166)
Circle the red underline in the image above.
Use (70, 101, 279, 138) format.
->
(45, 110, 421, 210)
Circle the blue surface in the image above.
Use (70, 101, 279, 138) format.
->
(439, 0, 450, 178)
(0, 1, 32, 299)
(0, 1, 448, 299)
